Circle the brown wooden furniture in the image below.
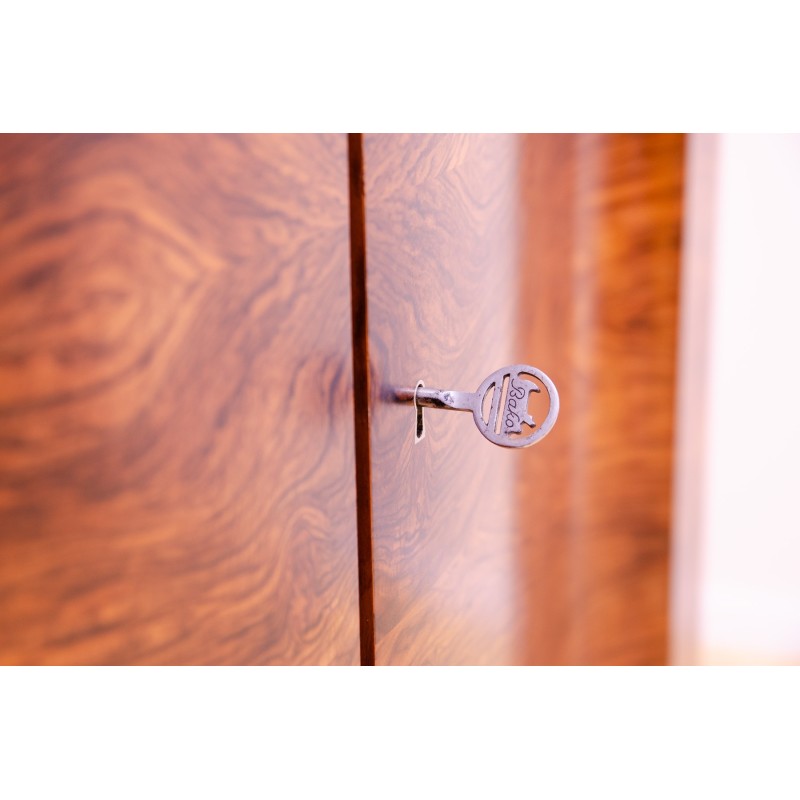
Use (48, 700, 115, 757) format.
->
(0, 134, 361, 664)
(0, 134, 683, 664)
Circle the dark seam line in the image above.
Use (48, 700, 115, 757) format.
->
(347, 133, 375, 666)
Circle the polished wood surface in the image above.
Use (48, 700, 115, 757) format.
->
(517, 134, 683, 664)
(0, 134, 360, 664)
(364, 134, 532, 665)
(363, 134, 683, 664)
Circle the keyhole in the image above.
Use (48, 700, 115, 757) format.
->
(414, 380, 425, 444)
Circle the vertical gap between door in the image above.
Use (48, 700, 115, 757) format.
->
(347, 133, 376, 666)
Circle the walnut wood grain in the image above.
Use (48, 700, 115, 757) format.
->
(363, 134, 684, 665)
(0, 134, 360, 665)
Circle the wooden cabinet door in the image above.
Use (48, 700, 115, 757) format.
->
(360, 134, 683, 665)
(0, 134, 360, 664)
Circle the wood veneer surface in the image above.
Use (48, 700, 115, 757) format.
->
(363, 134, 683, 664)
(0, 134, 361, 664)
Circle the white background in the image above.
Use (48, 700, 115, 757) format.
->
(674, 135, 800, 664)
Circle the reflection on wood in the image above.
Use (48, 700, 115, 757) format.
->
(364, 134, 526, 664)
